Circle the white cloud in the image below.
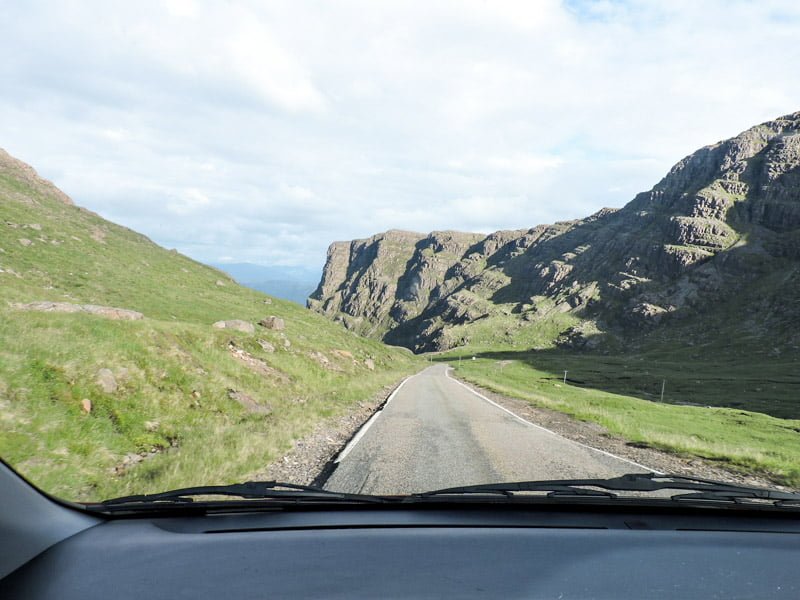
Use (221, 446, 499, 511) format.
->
(1, 1, 799, 274)
(166, 188, 212, 215)
(165, 0, 198, 18)
(485, 155, 565, 175)
(225, 16, 327, 113)
(279, 183, 317, 201)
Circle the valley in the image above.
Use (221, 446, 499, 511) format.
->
(3, 110, 800, 498)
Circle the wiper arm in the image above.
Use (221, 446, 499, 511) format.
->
(412, 473, 800, 506)
(99, 480, 389, 506)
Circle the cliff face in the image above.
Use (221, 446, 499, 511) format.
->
(308, 229, 485, 337)
(310, 111, 800, 352)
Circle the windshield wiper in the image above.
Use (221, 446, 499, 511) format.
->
(412, 473, 800, 507)
(98, 480, 389, 507)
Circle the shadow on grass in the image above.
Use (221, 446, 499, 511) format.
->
(432, 347, 800, 420)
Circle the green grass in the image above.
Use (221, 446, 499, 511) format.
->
(0, 160, 422, 501)
(438, 307, 583, 352)
(441, 350, 800, 487)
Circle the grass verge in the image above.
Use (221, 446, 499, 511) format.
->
(445, 354, 800, 487)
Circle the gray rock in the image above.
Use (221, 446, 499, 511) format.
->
(259, 316, 285, 330)
(227, 389, 271, 414)
(11, 302, 143, 320)
(96, 369, 117, 393)
(257, 339, 275, 353)
(212, 319, 255, 333)
(81, 305, 144, 320)
(12, 301, 81, 314)
(18, 238, 32, 247)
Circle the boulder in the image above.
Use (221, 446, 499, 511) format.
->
(12, 301, 81, 314)
(11, 301, 143, 320)
(364, 358, 375, 370)
(308, 351, 334, 369)
(212, 319, 255, 333)
(96, 369, 117, 393)
(259, 316, 285, 330)
(81, 305, 144, 320)
(227, 389, 272, 414)
(257, 339, 275, 353)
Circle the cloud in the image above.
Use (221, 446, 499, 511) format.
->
(1, 1, 799, 274)
(166, 188, 212, 216)
(485, 155, 565, 176)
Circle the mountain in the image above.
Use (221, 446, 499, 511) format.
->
(0, 148, 419, 500)
(309, 111, 800, 355)
(210, 262, 318, 305)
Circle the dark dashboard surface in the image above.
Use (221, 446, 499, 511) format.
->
(2, 505, 799, 599)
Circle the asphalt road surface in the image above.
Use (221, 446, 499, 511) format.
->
(324, 364, 651, 495)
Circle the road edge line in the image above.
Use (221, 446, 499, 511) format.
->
(444, 367, 663, 475)
(332, 372, 416, 465)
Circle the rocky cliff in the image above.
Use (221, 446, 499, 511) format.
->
(309, 111, 800, 353)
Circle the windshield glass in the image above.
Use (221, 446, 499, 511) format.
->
(1, 1, 798, 506)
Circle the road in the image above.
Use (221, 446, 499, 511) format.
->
(324, 364, 651, 495)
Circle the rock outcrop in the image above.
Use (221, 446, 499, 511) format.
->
(258, 316, 285, 330)
(212, 319, 255, 333)
(308, 229, 485, 337)
(310, 111, 800, 352)
(12, 301, 144, 320)
(0, 148, 74, 206)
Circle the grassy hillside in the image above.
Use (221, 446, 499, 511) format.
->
(0, 151, 421, 501)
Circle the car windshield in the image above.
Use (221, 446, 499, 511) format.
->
(1, 1, 798, 508)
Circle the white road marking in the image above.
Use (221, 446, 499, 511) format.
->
(333, 373, 416, 464)
(444, 367, 663, 475)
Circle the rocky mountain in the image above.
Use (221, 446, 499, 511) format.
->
(309, 111, 800, 353)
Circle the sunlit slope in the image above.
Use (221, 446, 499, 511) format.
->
(0, 149, 420, 500)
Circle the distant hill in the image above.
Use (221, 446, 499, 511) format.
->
(309, 110, 800, 358)
(0, 148, 419, 500)
(210, 263, 318, 305)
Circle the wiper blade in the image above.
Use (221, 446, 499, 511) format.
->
(99, 480, 389, 506)
(412, 473, 800, 507)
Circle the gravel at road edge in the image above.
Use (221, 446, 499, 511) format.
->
(452, 373, 796, 492)
(248, 378, 408, 486)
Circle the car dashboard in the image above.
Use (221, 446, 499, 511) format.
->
(2, 499, 800, 599)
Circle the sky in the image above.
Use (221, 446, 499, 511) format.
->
(1, 1, 799, 273)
